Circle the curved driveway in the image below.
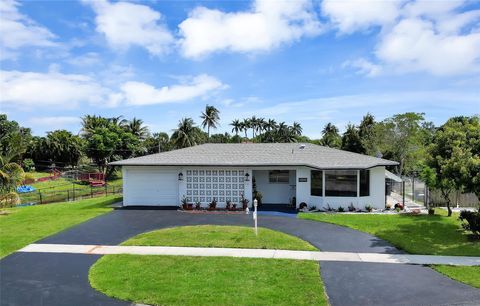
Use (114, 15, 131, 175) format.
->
(1, 209, 479, 306)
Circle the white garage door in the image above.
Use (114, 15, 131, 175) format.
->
(124, 168, 178, 206)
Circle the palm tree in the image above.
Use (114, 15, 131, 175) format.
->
(230, 119, 242, 136)
(171, 118, 199, 148)
(265, 119, 277, 131)
(127, 117, 150, 139)
(291, 122, 303, 136)
(257, 117, 266, 136)
(0, 157, 24, 194)
(109, 115, 128, 128)
(242, 118, 251, 138)
(321, 122, 341, 148)
(200, 105, 220, 138)
(250, 116, 260, 138)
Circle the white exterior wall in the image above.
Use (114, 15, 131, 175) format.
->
(122, 165, 385, 209)
(253, 170, 296, 204)
(296, 166, 386, 210)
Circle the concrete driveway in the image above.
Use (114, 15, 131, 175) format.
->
(1, 209, 479, 306)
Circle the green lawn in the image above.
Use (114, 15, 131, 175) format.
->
(0, 195, 121, 258)
(123, 225, 317, 250)
(299, 210, 480, 288)
(90, 226, 328, 306)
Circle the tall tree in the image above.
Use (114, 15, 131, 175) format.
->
(126, 117, 149, 139)
(230, 119, 242, 136)
(374, 112, 427, 175)
(321, 123, 341, 148)
(45, 130, 84, 167)
(341, 124, 363, 153)
(0, 114, 32, 164)
(421, 116, 479, 216)
(171, 118, 201, 148)
(200, 105, 220, 138)
(358, 113, 376, 154)
(291, 122, 303, 136)
(241, 118, 251, 138)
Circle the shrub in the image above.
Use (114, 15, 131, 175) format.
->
(0, 192, 20, 208)
(365, 204, 373, 212)
(323, 204, 334, 211)
(337, 206, 345, 212)
(195, 201, 201, 210)
(428, 208, 435, 215)
(348, 203, 356, 212)
(22, 159, 35, 172)
(459, 209, 480, 238)
(299, 202, 307, 210)
(23, 173, 35, 185)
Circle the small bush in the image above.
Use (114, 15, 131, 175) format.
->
(323, 204, 334, 212)
(23, 173, 35, 185)
(459, 209, 480, 238)
(298, 202, 308, 210)
(309, 206, 317, 211)
(22, 159, 35, 172)
(365, 204, 373, 212)
(0, 192, 20, 208)
(337, 206, 345, 212)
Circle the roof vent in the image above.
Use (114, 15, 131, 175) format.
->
(299, 144, 306, 150)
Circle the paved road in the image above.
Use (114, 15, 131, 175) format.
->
(1, 209, 479, 306)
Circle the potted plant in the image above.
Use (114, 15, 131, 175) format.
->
(195, 201, 202, 210)
(208, 198, 217, 211)
(348, 203, 356, 212)
(181, 196, 188, 210)
(241, 196, 249, 210)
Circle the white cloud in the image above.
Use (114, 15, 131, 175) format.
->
(179, 0, 322, 58)
(375, 18, 480, 76)
(342, 58, 382, 77)
(66, 52, 101, 66)
(83, 0, 174, 55)
(324, 0, 480, 76)
(121, 74, 225, 105)
(0, 0, 57, 60)
(321, 0, 403, 33)
(0, 70, 109, 109)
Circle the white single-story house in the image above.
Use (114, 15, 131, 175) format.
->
(110, 143, 398, 209)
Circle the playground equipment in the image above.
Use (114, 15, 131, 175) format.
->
(16, 185, 36, 193)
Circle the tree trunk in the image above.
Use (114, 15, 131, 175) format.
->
(441, 188, 452, 217)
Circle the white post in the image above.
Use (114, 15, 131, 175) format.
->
(253, 199, 258, 236)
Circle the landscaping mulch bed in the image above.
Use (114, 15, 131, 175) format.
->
(179, 209, 247, 215)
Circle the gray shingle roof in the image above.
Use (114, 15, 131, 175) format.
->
(110, 143, 398, 169)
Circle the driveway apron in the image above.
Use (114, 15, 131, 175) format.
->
(1, 209, 479, 306)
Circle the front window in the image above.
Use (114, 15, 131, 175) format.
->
(311, 170, 323, 196)
(360, 170, 370, 197)
(269, 170, 289, 183)
(325, 170, 357, 197)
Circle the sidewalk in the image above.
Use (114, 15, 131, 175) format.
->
(19, 244, 480, 266)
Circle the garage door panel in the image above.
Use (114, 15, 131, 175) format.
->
(125, 169, 178, 206)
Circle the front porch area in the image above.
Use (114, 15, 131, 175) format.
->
(252, 169, 296, 208)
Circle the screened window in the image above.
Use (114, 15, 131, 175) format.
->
(360, 170, 370, 197)
(325, 170, 357, 197)
(311, 170, 323, 196)
(269, 170, 289, 183)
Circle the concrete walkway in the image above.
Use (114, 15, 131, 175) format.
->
(20, 243, 480, 266)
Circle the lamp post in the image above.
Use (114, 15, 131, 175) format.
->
(253, 199, 258, 236)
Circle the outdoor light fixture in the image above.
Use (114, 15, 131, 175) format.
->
(178, 172, 184, 181)
(244, 173, 250, 181)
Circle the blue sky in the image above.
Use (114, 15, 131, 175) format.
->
(1, 0, 479, 138)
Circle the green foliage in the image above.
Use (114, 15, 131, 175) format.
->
(459, 209, 480, 237)
(373, 112, 431, 175)
(200, 104, 220, 137)
(341, 123, 363, 153)
(320, 122, 341, 148)
(422, 116, 480, 216)
(171, 118, 204, 148)
(0, 162, 24, 194)
(22, 158, 35, 172)
(0, 114, 32, 164)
